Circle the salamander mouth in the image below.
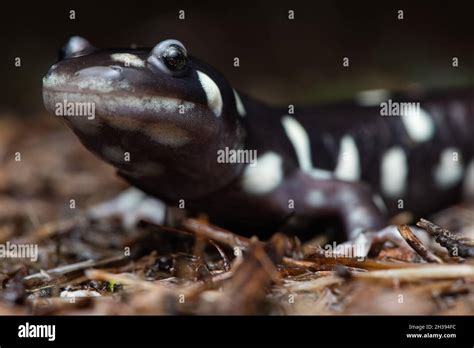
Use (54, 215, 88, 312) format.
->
(43, 88, 202, 151)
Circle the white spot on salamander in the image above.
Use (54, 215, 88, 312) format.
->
(355, 89, 390, 106)
(334, 135, 360, 181)
(463, 159, 474, 198)
(43, 70, 130, 93)
(110, 53, 145, 68)
(306, 190, 325, 207)
(372, 194, 387, 213)
(197, 70, 223, 117)
(308, 169, 333, 180)
(434, 147, 463, 189)
(46, 91, 195, 117)
(381, 146, 408, 198)
(145, 123, 191, 147)
(242, 152, 283, 195)
(101, 116, 190, 147)
(281, 115, 333, 179)
(400, 107, 435, 143)
(282, 116, 312, 171)
(233, 89, 246, 117)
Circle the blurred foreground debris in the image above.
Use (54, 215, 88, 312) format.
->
(0, 116, 473, 315)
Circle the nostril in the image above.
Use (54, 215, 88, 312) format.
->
(73, 66, 122, 79)
(45, 63, 59, 78)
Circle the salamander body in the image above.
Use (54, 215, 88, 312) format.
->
(42, 37, 474, 237)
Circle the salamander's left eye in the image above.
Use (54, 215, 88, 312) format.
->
(148, 39, 188, 76)
(162, 44, 187, 71)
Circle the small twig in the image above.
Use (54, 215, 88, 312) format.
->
(397, 225, 443, 263)
(22, 255, 129, 289)
(144, 218, 254, 251)
(284, 256, 421, 271)
(182, 218, 253, 250)
(86, 269, 170, 292)
(355, 264, 474, 282)
(417, 219, 474, 258)
(283, 257, 366, 274)
(283, 276, 344, 292)
(209, 240, 230, 272)
(29, 216, 87, 243)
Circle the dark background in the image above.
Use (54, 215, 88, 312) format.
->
(1, 0, 473, 115)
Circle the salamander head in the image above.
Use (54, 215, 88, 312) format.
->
(43, 37, 246, 199)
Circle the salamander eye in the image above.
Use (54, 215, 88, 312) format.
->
(162, 44, 187, 71)
(148, 39, 188, 76)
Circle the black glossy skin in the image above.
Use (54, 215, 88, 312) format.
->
(265, 90, 474, 215)
(43, 37, 474, 238)
(186, 89, 474, 235)
(44, 39, 245, 200)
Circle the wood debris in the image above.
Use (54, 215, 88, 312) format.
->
(417, 218, 474, 258)
(397, 224, 443, 263)
(1, 117, 474, 315)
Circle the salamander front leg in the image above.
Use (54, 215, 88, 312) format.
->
(294, 173, 387, 238)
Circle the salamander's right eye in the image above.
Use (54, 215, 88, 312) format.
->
(59, 36, 95, 60)
(148, 39, 188, 77)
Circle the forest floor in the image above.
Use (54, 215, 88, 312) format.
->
(0, 116, 473, 315)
